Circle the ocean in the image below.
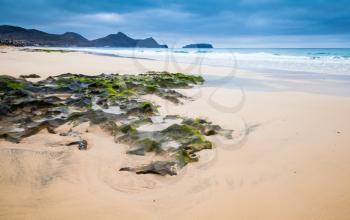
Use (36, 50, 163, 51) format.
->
(41, 47, 350, 96)
(60, 47, 350, 76)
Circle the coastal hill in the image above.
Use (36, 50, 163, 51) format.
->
(183, 43, 213, 48)
(0, 25, 91, 47)
(0, 25, 167, 48)
(91, 32, 167, 48)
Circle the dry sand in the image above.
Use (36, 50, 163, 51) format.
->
(1, 48, 350, 220)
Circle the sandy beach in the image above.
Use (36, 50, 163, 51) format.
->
(1, 47, 350, 220)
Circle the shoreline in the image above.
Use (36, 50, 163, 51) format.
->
(1, 47, 350, 220)
(26, 46, 350, 75)
(1, 47, 350, 96)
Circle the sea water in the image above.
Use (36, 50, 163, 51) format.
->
(60, 47, 350, 75)
(39, 47, 350, 96)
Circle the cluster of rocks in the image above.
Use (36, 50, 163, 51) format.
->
(0, 72, 232, 175)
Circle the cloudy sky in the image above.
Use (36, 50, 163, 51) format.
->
(1, 0, 350, 47)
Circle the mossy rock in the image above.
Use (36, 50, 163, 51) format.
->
(162, 124, 196, 137)
(127, 101, 157, 115)
(183, 118, 221, 136)
(128, 138, 161, 155)
(0, 72, 233, 176)
(186, 141, 212, 153)
(120, 124, 137, 134)
(0, 75, 26, 91)
(138, 101, 156, 113)
(139, 138, 161, 152)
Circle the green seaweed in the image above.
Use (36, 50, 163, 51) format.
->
(106, 86, 117, 96)
(0, 72, 233, 176)
(6, 80, 25, 90)
(161, 124, 205, 142)
(173, 147, 200, 167)
(129, 138, 161, 155)
(0, 76, 26, 90)
(120, 124, 137, 134)
(139, 138, 161, 152)
(138, 101, 157, 114)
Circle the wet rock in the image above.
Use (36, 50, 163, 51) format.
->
(0, 76, 28, 95)
(0, 72, 233, 174)
(158, 89, 188, 104)
(47, 127, 56, 134)
(127, 138, 161, 155)
(127, 101, 157, 115)
(119, 124, 137, 134)
(161, 124, 203, 142)
(0, 104, 11, 115)
(204, 128, 217, 136)
(66, 96, 92, 107)
(120, 161, 177, 176)
(20, 74, 41, 79)
(182, 118, 232, 138)
(100, 120, 118, 135)
(0, 120, 62, 143)
(70, 110, 122, 125)
(67, 140, 88, 150)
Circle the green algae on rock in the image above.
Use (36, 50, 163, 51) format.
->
(0, 72, 232, 175)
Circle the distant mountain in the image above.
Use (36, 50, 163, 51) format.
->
(0, 25, 168, 48)
(91, 32, 167, 48)
(136, 37, 167, 48)
(91, 32, 136, 47)
(59, 32, 91, 46)
(0, 25, 90, 46)
(183, 43, 213, 48)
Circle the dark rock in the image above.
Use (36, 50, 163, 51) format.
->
(0, 120, 63, 143)
(120, 161, 177, 176)
(204, 129, 217, 136)
(0, 72, 233, 175)
(182, 43, 213, 48)
(47, 127, 56, 134)
(0, 104, 11, 115)
(19, 74, 41, 79)
(127, 101, 157, 115)
(67, 140, 88, 150)
(127, 138, 161, 155)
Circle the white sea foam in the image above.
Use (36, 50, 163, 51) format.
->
(33, 47, 350, 75)
(36, 47, 350, 75)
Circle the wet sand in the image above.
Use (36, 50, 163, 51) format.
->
(1, 47, 350, 220)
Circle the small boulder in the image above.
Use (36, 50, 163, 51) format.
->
(120, 161, 177, 176)
(20, 74, 41, 79)
(67, 140, 88, 150)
